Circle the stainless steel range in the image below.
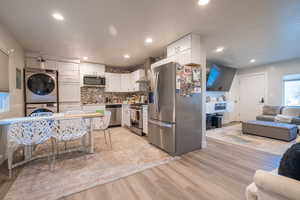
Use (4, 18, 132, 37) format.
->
(129, 104, 144, 135)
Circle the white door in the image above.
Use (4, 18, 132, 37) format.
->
(239, 74, 266, 122)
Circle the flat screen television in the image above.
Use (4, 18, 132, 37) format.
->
(206, 63, 236, 92)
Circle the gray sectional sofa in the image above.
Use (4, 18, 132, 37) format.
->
(256, 105, 300, 125)
(241, 105, 300, 141)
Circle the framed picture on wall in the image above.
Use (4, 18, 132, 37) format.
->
(16, 68, 22, 89)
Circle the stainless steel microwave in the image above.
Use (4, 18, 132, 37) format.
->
(83, 75, 105, 87)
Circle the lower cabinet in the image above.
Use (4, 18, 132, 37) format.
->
(59, 103, 81, 113)
(59, 82, 81, 102)
(122, 104, 131, 127)
(142, 105, 148, 135)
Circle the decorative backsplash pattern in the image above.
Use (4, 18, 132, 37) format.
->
(81, 87, 147, 104)
(81, 87, 106, 104)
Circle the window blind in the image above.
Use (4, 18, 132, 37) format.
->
(0, 49, 9, 92)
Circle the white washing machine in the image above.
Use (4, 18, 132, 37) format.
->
(25, 68, 58, 103)
(26, 103, 58, 116)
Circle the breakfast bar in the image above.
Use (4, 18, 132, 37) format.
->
(0, 112, 103, 164)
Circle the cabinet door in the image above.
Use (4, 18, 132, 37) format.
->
(45, 60, 59, 70)
(167, 34, 192, 58)
(111, 73, 121, 92)
(59, 62, 79, 72)
(59, 103, 82, 112)
(122, 105, 131, 127)
(105, 73, 112, 92)
(59, 82, 80, 102)
(121, 74, 131, 92)
(59, 62, 80, 83)
(105, 73, 121, 92)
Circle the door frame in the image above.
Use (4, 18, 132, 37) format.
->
(238, 72, 268, 121)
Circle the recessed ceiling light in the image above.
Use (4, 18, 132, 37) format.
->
(250, 59, 256, 63)
(52, 13, 64, 21)
(124, 54, 130, 59)
(145, 37, 153, 44)
(198, 0, 210, 6)
(83, 57, 88, 60)
(215, 47, 224, 53)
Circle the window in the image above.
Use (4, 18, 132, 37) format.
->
(0, 93, 9, 113)
(284, 78, 300, 106)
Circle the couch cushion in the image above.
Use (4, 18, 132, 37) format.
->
(256, 115, 276, 122)
(263, 105, 282, 116)
(282, 107, 300, 117)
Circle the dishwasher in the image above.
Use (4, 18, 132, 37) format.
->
(105, 104, 122, 127)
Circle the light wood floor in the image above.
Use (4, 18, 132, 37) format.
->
(61, 138, 281, 200)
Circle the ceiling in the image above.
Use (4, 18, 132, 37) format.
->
(0, 0, 300, 68)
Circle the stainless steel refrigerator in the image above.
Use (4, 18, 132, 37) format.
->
(148, 62, 203, 156)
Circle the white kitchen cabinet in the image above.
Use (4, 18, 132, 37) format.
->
(80, 63, 105, 86)
(122, 104, 131, 127)
(59, 82, 81, 102)
(142, 105, 148, 135)
(166, 33, 201, 65)
(121, 74, 132, 92)
(45, 60, 59, 70)
(59, 102, 82, 112)
(25, 57, 40, 68)
(58, 62, 80, 83)
(132, 69, 145, 91)
(105, 73, 121, 92)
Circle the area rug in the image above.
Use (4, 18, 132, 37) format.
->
(207, 124, 300, 156)
(4, 128, 179, 200)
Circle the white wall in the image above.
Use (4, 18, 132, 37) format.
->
(226, 58, 300, 122)
(237, 58, 300, 106)
(0, 23, 25, 118)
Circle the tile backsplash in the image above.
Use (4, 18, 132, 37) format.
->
(81, 87, 147, 104)
(81, 87, 106, 104)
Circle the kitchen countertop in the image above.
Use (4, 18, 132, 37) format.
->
(81, 103, 148, 106)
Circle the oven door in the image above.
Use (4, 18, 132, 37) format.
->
(130, 108, 142, 129)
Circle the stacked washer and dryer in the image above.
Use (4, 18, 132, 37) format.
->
(24, 68, 59, 116)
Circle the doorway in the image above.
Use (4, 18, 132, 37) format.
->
(239, 73, 266, 122)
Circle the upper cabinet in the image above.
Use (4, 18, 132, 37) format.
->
(132, 69, 145, 91)
(58, 62, 80, 83)
(80, 63, 105, 86)
(105, 72, 121, 92)
(44, 60, 59, 70)
(121, 73, 132, 92)
(166, 33, 201, 66)
(105, 69, 145, 93)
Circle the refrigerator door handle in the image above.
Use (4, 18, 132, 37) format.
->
(156, 71, 160, 113)
(148, 119, 173, 128)
(154, 71, 160, 113)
